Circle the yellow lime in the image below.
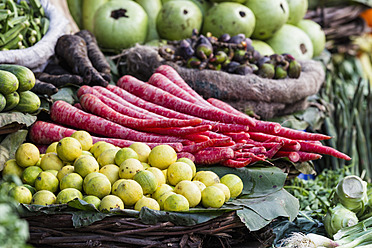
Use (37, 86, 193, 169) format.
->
(83, 195, 101, 209)
(15, 143, 40, 167)
(9, 185, 32, 204)
(40, 152, 64, 171)
(71, 130, 93, 151)
(35, 156, 42, 167)
(2, 159, 23, 178)
(212, 183, 231, 202)
(146, 167, 166, 187)
(141, 162, 151, 169)
(99, 164, 120, 185)
(31, 190, 56, 205)
(167, 162, 193, 186)
(21, 166, 42, 186)
(99, 195, 124, 212)
(45, 169, 58, 177)
(192, 180, 206, 193)
(57, 165, 74, 181)
(92, 142, 116, 159)
(89, 141, 105, 155)
(163, 193, 189, 212)
(134, 196, 160, 211)
(97, 148, 119, 168)
(177, 157, 196, 178)
(220, 174, 243, 199)
(115, 147, 139, 165)
(193, 171, 220, 187)
(74, 155, 99, 178)
(152, 183, 173, 200)
(201, 186, 225, 208)
(111, 179, 127, 195)
(45, 142, 58, 154)
(157, 191, 176, 210)
(119, 158, 143, 179)
(174, 180, 201, 208)
(56, 188, 83, 204)
(162, 169, 168, 183)
(60, 172, 84, 191)
(82, 150, 94, 156)
(133, 170, 158, 195)
(83, 172, 106, 190)
(56, 137, 82, 162)
(34, 171, 59, 193)
(23, 184, 36, 195)
(129, 142, 151, 163)
(148, 145, 177, 170)
(115, 179, 143, 206)
(83, 174, 111, 199)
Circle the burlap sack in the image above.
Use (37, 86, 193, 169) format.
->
(125, 45, 325, 119)
(0, 0, 69, 70)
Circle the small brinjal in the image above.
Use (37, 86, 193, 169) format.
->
(196, 43, 213, 60)
(186, 57, 201, 68)
(288, 60, 301, 79)
(228, 34, 246, 44)
(219, 33, 231, 42)
(225, 61, 241, 73)
(233, 49, 247, 63)
(178, 39, 195, 59)
(274, 65, 288, 79)
(257, 63, 275, 79)
(234, 65, 254, 75)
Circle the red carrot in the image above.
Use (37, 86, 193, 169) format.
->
(212, 138, 236, 147)
(221, 158, 252, 168)
(148, 73, 203, 105)
(242, 147, 267, 154)
(182, 134, 210, 143)
(78, 85, 159, 119)
(117, 75, 256, 126)
(207, 97, 248, 117)
(298, 141, 351, 160)
(50, 100, 188, 144)
(222, 132, 250, 142)
(29, 120, 184, 152)
(273, 151, 300, 163)
(74, 103, 83, 110)
(106, 84, 250, 132)
(248, 132, 298, 146)
(92, 86, 165, 119)
(193, 147, 234, 165)
(138, 125, 212, 137)
(155, 65, 212, 106)
(265, 142, 284, 159)
(248, 120, 282, 134)
(297, 151, 323, 162)
(79, 93, 202, 129)
(176, 152, 195, 162)
(234, 151, 266, 161)
(276, 127, 331, 141)
(244, 139, 301, 151)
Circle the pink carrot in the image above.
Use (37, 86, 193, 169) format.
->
(265, 142, 284, 159)
(297, 151, 323, 162)
(242, 147, 267, 154)
(222, 132, 250, 142)
(298, 141, 350, 160)
(50, 100, 188, 144)
(222, 158, 252, 168)
(234, 151, 266, 161)
(79, 93, 202, 129)
(276, 127, 332, 141)
(244, 139, 301, 151)
(182, 139, 217, 154)
(148, 73, 204, 106)
(117, 75, 256, 126)
(107, 84, 250, 132)
(248, 132, 298, 146)
(194, 147, 234, 165)
(182, 134, 210, 143)
(74, 103, 83, 110)
(78, 85, 159, 120)
(137, 125, 212, 137)
(207, 97, 248, 117)
(248, 120, 282, 134)
(273, 151, 300, 163)
(212, 138, 236, 147)
(155, 65, 212, 106)
(176, 152, 195, 161)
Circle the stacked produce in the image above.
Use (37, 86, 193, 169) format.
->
(0, 64, 40, 113)
(0, 0, 48, 51)
(29, 64, 349, 168)
(3, 131, 244, 212)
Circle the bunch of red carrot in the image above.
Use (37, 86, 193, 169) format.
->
(29, 65, 351, 168)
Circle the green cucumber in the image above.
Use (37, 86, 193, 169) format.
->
(0, 64, 35, 92)
(3, 91, 19, 111)
(0, 93, 6, 112)
(14, 90, 40, 113)
(0, 69, 19, 94)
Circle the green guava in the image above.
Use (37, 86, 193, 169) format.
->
(297, 19, 325, 57)
(202, 2, 255, 38)
(251, 40, 274, 56)
(245, 0, 289, 40)
(286, 0, 308, 25)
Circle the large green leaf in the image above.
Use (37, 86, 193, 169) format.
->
(51, 87, 79, 105)
(0, 112, 37, 128)
(228, 189, 299, 231)
(198, 166, 287, 197)
(0, 130, 28, 170)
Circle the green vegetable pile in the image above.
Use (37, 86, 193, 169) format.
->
(0, 175, 30, 248)
(0, 0, 48, 51)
